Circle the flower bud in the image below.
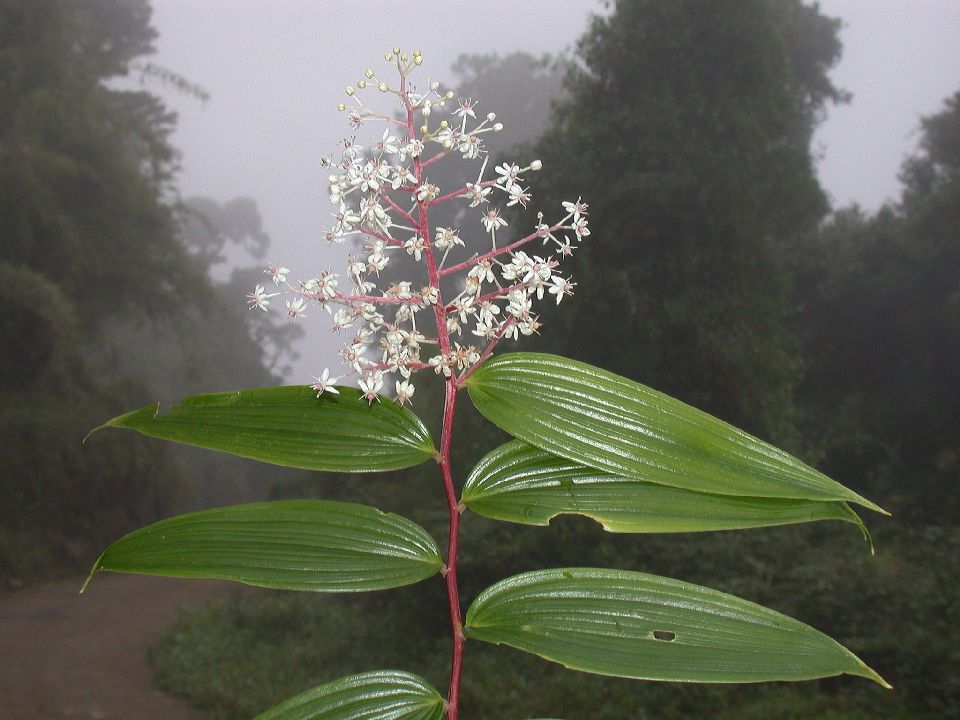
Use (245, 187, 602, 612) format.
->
(392, 47, 400, 56)
(365, 68, 374, 78)
(378, 82, 388, 92)
(345, 86, 354, 96)
(530, 160, 543, 170)
(357, 79, 366, 89)
(337, 103, 345, 111)
(493, 123, 503, 132)
(487, 112, 496, 122)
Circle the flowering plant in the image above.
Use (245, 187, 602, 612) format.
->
(85, 49, 889, 719)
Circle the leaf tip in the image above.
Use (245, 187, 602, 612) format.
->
(861, 664, 893, 690)
(79, 562, 99, 595)
(84, 403, 161, 444)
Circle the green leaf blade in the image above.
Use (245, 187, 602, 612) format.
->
(465, 353, 884, 513)
(462, 440, 867, 535)
(253, 669, 445, 720)
(89, 385, 435, 472)
(84, 500, 442, 592)
(464, 568, 889, 687)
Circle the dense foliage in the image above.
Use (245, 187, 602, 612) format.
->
(0, 0, 291, 578)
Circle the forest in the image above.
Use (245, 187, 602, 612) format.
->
(1, 1, 957, 719)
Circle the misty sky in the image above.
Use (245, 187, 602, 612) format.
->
(142, 0, 960, 380)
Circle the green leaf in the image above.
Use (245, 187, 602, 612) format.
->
(465, 353, 885, 513)
(82, 500, 442, 593)
(464, 568, 890, 687)
(253, 669, 445, 720)
(87, 385, 435, 472)
(462, 440, 869, 536)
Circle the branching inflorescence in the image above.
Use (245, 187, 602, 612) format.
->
(247, 48, 587, 407)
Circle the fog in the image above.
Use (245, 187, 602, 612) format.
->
(143, 0, 960, 381)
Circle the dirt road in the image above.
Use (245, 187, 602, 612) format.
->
(0, 574, 233, 719)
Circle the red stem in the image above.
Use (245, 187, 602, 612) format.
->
(427, 179, 497, 208)
(332, 292, 423, 305)
(445, 282, 526, 312)
(438, 379, 464, 718)
(379, 191, 418, 226)
(439, 223, 563, 277)
(402, 73, 464, 720)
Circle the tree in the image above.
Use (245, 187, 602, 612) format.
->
(518, 0, 845, 444)
(794, 90, 960, 513)
(0, 1, 293, 577)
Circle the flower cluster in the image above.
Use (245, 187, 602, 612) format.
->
(246, 49, 589, 404)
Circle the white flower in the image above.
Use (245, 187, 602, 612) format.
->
(311, 368, 340, 396)
(340, 343, 367, 373)
(434, 227, 463, 251)
(562, 197, 589, 222)
(472, 319, 496, 339)
(464, 183, 491, 207)
(548, 276, 576, 305)
(477, 299, 501, 324)
(416, 182, 439, 202)
(314, 272, 339, 299)
(332, 203, 361, 234)
(395, 380, 415, 406)
(265, 262, 289, 286)
(358, 372, 383, 404)
(507, 290, 532, 319)
(494, 162, 521, 191)
(481, 207, 507, 234)
(574, 217, 590, 240)
(555, 235, 575, 257)
(374, 129, 400, 155)
(404, 235, 425, 261)
(458, 133, 482, 159)
(399, 138, 424, 160)
(451, 295, 476, 322)
(428, 354, 452, 377)
(454, 97, 477, 119)
(246, 284, 277, 312)
(390, 165, 416, 190)
(286, 297, 307, 320)
(331, 308, 355, 331)
(420, 285, 439, 305)
(507, 184, 531, 208)
(350, 162, 381, 192)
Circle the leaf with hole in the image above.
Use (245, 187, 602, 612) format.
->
(465, 353, 884, 513)
(253, 669, 445, 720)
(86, 385, 435, 472)
(465, 567, 889, 686)
(462, 440, 870, 538)
(82, 500, 442, 592)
